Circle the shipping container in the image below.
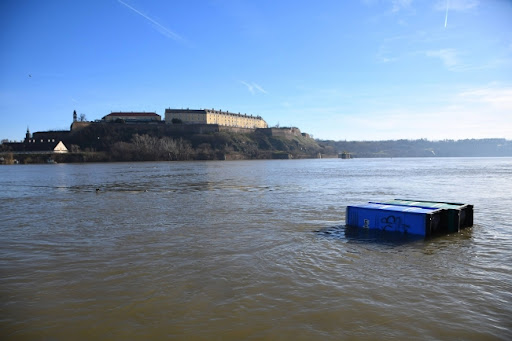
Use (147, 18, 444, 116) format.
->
(345, 203, 445, 237)
(378, 199, 474, 230)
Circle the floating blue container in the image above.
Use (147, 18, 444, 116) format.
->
(345, 203, 444, 237)
(368, 199, 473, 233)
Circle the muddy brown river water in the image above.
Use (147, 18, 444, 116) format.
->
(1, 158, 511, 340)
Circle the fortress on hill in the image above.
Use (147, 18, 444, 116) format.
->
(3, 108, 309, 155)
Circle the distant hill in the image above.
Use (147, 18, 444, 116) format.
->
(318, 138, 512, 158)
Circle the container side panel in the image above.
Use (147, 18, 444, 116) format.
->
(346, 206, 428, 236)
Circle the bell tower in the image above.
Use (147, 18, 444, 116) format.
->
(73, 110, 77, 122)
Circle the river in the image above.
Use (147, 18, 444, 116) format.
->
(1, 158, 511, 340)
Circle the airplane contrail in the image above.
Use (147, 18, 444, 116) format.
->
(252, 83, 268, 94)
(240, 81, 267, 95)
(241, 81, 255, 94)
(444, 0, 449, 28)
(118, 0, 182, 40)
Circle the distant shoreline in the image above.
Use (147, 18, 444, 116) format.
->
(2, 129, 511, 164)
(2, 151, 511, 165)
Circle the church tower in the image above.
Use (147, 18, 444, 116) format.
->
(25, 127, 31, 142)
(73, 110, 77, 122)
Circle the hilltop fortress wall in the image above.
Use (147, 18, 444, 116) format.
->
(257, 127, 306, 138)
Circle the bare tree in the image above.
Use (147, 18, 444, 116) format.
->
(110, 141, 135, 161)
(159, 137, 178, 160)
(176, 138, 193, 160)
(70, 144, 81, 153)
(132, 134, 160, 160)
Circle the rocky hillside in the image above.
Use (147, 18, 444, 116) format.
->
(58, 123, 325, 161)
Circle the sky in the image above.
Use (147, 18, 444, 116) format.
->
(1, 0, 511, 142)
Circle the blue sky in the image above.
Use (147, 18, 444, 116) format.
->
(1, 0, 511, 141)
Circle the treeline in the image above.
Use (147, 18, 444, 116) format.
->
(105, 132, 323, 161)
(318, 138, 512, 157)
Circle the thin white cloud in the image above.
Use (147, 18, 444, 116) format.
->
(240, 81, 267, 95)
(426, 48, 459, 69)
(391, 0, 413, 13)
(270, 82, 512, 140)
(434, 0, 479, 11)
(458, 86, 512, 110)
(117, 0, 182, 41)
(324, 91, 511, 140)
(424, 48, 506, 72)
(376, 44, 398, 63)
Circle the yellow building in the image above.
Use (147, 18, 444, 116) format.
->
(165, 109, 268, 129)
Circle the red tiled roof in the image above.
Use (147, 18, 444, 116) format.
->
(107, 112, 159, 117)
